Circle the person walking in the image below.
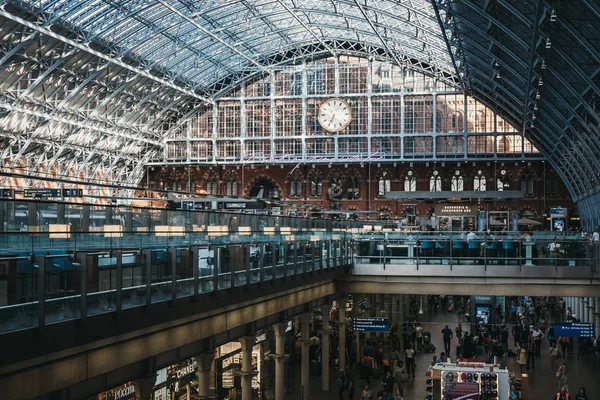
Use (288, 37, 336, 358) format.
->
(381, 371, 395, 400)
(336, 371, 346, 400)
(517, 344, 527, 373)
(555, 385, 571, 400)
(526, 338, 536, 369)
(359, 383, 373, 400)
(441, 324, 453, 355)
(533, 326, 544, 357)
(556, 360, 568, 389)
(548, 341, 559, 371)
(347, 374, 356, 400)
(404, 344, 416, 379)
(416, 323, 424, 351)
(574, 386, 588, 400)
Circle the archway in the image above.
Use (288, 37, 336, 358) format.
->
(244, 174, 283, 199)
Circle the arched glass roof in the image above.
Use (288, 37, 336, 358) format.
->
(0, 0, 598, 226)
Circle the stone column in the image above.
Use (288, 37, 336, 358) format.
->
(133, 375, 156, 400)
(300, 313, 311, 400)
(338, 300, 347, 374)
(595, 298, 599, 338)
(239, 336, 256, 400)
(320, 306, 332, 391)
(271, 323, 289, 400)
(196, 351, 215, 399)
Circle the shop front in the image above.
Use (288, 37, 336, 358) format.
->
(435, 204, 478, 232)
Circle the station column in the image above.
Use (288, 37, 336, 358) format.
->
(133, 375, 156, 400)
(271, 322, 289, 400)
(338, 299, 346, 374)
(239, 336, 255, 400)
(196, 351, 215, 399)
(300, 313, 311, 400)
(320, 305, 332, 391)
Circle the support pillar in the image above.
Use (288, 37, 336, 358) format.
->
(595, 298, 599, 338)
(588, 297, 594, 324)
(239, 336, 256, 400)
(196, 351, 216, 399)
(338, 299, 347, 374)
(134, 375, 156, 400)
(300, 313, 311, 400)
(271, 323, 290, 400)
(320, 306, 332, 391)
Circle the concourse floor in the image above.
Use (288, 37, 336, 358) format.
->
(284, 310, 599, 400)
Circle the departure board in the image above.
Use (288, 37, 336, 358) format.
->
(553, 322, 595, 338)
(352, 317, 389, 332)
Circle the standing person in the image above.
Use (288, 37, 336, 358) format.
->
(517, 344, 527, 373)
(359, 383, 373, 400)
(347, 374, 356, 400)
(336, 371, 346, 400)
(441, 324, 453, 354)
(392, 360, 407, 397)
(404, 344, 416, 379)
(556, 360, 568, 389)
(526, 338, 536, 369)
(512, 324, 523, 350)
(381, 371, 395, 400)
(415, 323, 424, 351)
(555, 385, 571, 400)
(549, 341, 560, 371)
(510, 302, 517, 324)
(501, 325, 509, 353)
(455, 323, 463, 345)
(533, 326, 545, 357)
(574, 387, 588, 400)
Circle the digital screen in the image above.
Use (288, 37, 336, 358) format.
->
(553, 219, 565, 232)
(62, 189, 83, 197)
(554, 322, 595, 338)
(476, 306, 490, 325)
(445, 382, 480, 400)
(352, 317, 389, 332)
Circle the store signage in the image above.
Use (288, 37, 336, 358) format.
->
(456, 361, 486, 368)
(255, 333, 267, 344)
(174, 364, 195, 379)
(225, 202, 247, 209)
(244, 152, 385, 164)
(352, 317, 389, 332)
(553, 322, 595, 338)
(114, 385, 135, 400)
(435, 204, 478, 216)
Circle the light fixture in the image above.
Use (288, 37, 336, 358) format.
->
(545, 38, 551, 49)
(538, 78, 544, 86)
(550, 10, 557, 22)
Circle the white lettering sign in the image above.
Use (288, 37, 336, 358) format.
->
(176, 364, 195, 379)
(114, 385, 135, 400)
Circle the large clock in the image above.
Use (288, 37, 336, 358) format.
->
(317, 98, 352, 132)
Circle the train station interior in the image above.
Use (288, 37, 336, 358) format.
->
(0, 1, 599, 399)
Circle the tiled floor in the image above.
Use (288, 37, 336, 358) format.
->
(283, 310, 599, 399)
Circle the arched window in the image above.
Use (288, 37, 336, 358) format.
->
(346, 169, 361, 199)
(497, 169, 510, 191)
(430, 170, 442, 192)
(223, 170, 239, 196)
(204, 170, 219, 194)
(377, 170, 392, 197)
(451, 170, 464, 191)
(404, 170, 416, 191)
(520, 170, 534, 195)
(287, 169, 304, 198)
(474, 170, 486, 191)
(308, 169, 323, 197)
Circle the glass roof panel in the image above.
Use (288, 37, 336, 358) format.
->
(30, 0, 456, 95)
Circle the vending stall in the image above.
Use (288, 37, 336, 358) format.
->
(436, 204, 478, 232)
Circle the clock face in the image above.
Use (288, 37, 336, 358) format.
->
(317, 98, 352, 132)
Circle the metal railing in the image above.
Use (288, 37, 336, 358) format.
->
(0, 235, 351, 334)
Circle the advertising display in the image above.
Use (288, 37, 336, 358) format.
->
(550, 207, 568, 232)
(475, 306, 490, 325)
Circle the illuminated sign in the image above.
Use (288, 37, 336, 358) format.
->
(24, 188, 61, 198)
(225, 202, 247, 209)
(352, 317, 389, 332)
(435, 204, 478, 216)
(554, 322, 595, 338)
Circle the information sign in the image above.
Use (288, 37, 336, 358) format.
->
(553, 322, 595, 338)
(62, 188, 83, 197)
(352, 317, 389, 332)
(23, 188, 61, 198)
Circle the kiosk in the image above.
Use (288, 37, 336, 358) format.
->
(426, 361, 510, 400)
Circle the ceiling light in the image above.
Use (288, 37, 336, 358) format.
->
(550, 10, 557, 22)
(545, 38, 551, 49)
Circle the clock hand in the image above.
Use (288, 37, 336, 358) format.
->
(329, 113, 336, 126)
